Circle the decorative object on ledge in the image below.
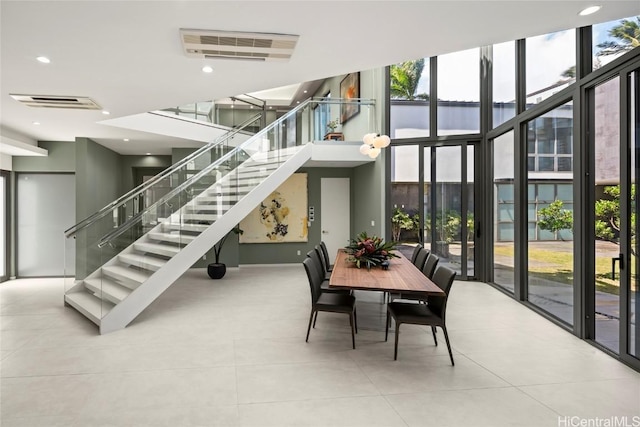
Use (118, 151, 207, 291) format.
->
(344, 231, 399, 269)
(324, 132, 344, 141)
(359, 133, 391, 159)
(326, 118, 340, 132)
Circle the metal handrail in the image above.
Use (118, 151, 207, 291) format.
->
(64, 113, 262, 238)
(94, 97, 376, 247)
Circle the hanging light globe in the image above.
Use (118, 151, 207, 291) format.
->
(359, 143, 372, 155)
(368, 147, 381, 158)
(363, 133, 376, 146)
(378, 134, 391, 147)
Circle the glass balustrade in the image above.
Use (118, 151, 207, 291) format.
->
(63, 98, 376, 320)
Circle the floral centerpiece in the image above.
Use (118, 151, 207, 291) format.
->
(344, 231, 399, 269)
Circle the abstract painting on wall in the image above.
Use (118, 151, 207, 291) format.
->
(239, 173, 308, 243)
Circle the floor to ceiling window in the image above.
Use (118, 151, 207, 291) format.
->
(629, 68, 640, 361)
(492, 131, 515, 292)
(526, 102, 575, 325)
(387, 12, 640, 371)
(591, 76, 621, 353)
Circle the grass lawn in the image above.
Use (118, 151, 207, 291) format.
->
(494, 245, 626, 295)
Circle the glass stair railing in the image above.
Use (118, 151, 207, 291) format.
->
(63, 98, 376, 334)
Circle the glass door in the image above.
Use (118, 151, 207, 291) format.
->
(627, 67, 639, 364)
(587, 64, 640, 369)
(425, 142, 477, 280)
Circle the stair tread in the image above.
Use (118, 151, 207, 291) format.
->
(148, 232, 197, 243)
(161, 223, 209, 232)
(65, 291, 114, 324)
(102, 264, 153, 283)
(134, 241, 181, 255)
(84, 277, 132, 303)
(119, 253, 167, 269)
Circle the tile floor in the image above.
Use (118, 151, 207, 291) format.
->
(1, 265, 639, 427)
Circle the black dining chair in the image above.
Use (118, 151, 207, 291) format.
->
(306, 248, 351, 327)
(410, 245, 423, 263)
(319, 241, 333, 272)
(314, 245, 332, 278)
(413, 248, 429, 271)
(303, 258, 357, 349)
(385, 265, 456, 364)
(422, 253, 439, 279)
(307, 249, 331, 281)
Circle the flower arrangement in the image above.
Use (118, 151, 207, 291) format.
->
(345, 231, 399, 269)
(326, 118, 340, 132)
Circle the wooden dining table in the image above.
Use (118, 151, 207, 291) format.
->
(329, 249, 445, 297)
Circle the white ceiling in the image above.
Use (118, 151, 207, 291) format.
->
(1, 1, 639, 156)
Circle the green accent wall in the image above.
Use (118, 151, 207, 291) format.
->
(353, 153, 385, 237)
(12, 141, 75, 172)
(239, 167, 354, 264)
(120, 155, 172, 191)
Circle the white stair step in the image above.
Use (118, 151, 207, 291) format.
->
(193, 195, 240, 203)
(148, 232, 196, 244)
(184, 204, 233, 212)
(102, 265, 152, 289)
(118, 253, 167, 271)
(134, 241, 181, 257)
(161, 223, 209, 233)
(84, 277, 132, 304)
(65, 291, 115, 325)
(179, 214, 221, 222)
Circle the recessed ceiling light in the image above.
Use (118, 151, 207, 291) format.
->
(202, 65, 213, 73)
(36, 56, 50, 64)
(146, 153, 151, 155)
(579, 5, 601, 15)
(32, 121, 41, 125)
(296, 101, 300, 104)
(269, 106, 272, 109)
(230, 105, 234, 109)
(303, 90, 308, 94)
(102, 110, 110, 115)
(123, 138, 129, 142)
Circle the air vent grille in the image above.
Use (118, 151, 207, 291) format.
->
(10, 94, 102, 110)
(180, 29, 298, 62)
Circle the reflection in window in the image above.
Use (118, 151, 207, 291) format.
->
(493, 41, 516, 127)
(593, 16, 640, 70)
(526, 103, 573, 173)
(526, 30, 576, 108)
(493, 131, 515, 293)
(526, 103, 575, 325)
(438, 48, 480, 135)
(389, 58, 430, 139)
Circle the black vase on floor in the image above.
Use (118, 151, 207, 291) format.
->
(207, 263, 226, 279)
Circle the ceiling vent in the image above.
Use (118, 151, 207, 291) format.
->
(10, 94, 102, 110)
(180, 29, 299, 62)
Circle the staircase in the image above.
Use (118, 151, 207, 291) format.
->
(64, 97, 375, 334)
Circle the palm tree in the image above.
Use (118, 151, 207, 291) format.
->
(596, 17, 640, 56)
(390, 59, 429, 100)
